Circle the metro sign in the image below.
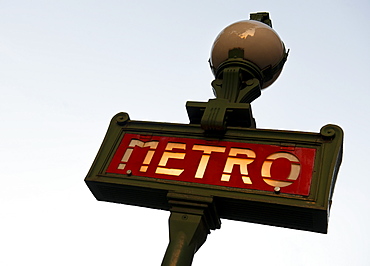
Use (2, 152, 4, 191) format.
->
(85, 113, 343, 233)
(107, 134, 316, 196)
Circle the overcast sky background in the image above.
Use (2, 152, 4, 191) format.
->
(1, 1, 369, 265)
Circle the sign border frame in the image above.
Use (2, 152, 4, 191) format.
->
(85, 112, 343, 233)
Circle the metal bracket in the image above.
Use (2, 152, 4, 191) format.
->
(186, 99, 256, 131)
(187, 48, 262, 132)
(250, 12, 272, 27)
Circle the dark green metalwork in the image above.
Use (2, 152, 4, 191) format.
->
(162, 193, 220, 266)
(187, 99, 255, 130)
(187, 49, 261, 131)
(250, 12, 272, 27)
(85, 12, 341, 266)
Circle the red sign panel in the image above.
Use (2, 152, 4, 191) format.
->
(107, 134, 316, 196)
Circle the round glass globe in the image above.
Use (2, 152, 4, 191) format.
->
(210, 20, 285, 88)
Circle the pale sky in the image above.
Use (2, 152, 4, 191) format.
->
(1, 1, 369, 265)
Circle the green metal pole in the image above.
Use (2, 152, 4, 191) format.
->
(161, 212, 208, 266)
(162, 193, 221, 266)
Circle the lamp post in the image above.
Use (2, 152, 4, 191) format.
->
(85, 12, 343, 266)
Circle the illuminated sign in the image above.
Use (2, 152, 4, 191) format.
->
(107, 134, 316, 196)
(85, 113, 343, 233)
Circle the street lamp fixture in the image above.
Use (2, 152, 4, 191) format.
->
(187, 12, 288, 131)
